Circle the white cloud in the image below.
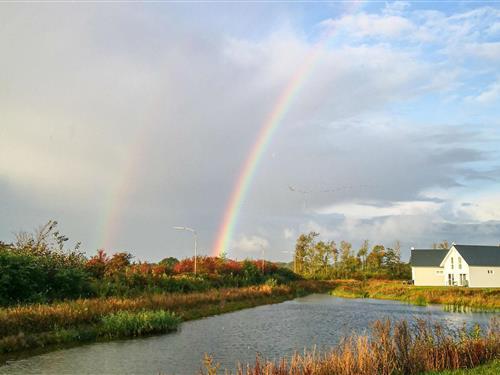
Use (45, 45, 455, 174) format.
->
(316, 200, 442, 219)
(468, 79, 500, 104)
(455, 194, 500, 222)
(462, 42, 500, 62)
(322, 13, 414, 39)
(231, 234, 269, 253)
(283, 228, 295, 240)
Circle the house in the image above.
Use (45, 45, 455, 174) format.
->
(410, 249, 447, 286)
(410, 245, 500, 288)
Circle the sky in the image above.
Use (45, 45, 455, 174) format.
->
(1, 1, 500, 262)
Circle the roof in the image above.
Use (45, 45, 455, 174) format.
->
(452, 245, 500, 267)
(410, 249, 447, 267)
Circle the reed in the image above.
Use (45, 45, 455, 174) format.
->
(204, 318, 500, 375)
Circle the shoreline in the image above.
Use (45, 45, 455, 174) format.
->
(0, 281, 332, 363)
(329, 279, 500, 312)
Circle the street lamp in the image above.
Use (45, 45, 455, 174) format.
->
(173, 226, 198, 275)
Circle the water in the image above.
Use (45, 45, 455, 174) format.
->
(0, 294, 496, 375)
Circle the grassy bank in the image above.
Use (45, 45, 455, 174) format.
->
(330, 280, 500, 311)
(203, 319, 500, 375)
(427, 360, 500, 374)
(0, 280, 331, 357)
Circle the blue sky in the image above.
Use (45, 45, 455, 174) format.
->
(1, 1, 499, 261)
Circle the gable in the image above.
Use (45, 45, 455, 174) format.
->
(410, 249, 447, 267)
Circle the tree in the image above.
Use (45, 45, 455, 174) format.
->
(367, 244, 385, 272)
(432, 240, 450, 250)
(338, 241, 356, 278)
(294, 232, 318, 275)
(159, 256, 179, 274)
(357, 240, 369, 271)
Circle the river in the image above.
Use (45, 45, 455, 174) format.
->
(0, 294, 496, 375)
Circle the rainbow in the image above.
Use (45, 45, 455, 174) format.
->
(100, 126, 151, 251)
(100, 1, 364, 255)
(211, 33, 332, 256)
(212, 1, 365, 256)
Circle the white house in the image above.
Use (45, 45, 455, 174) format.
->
(410, 245, 500, 288)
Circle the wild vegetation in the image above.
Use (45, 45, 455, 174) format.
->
(293, 233, 411, 280)
(202, 318, 500, 375)
(0, 221, 297, 306)
(0, 281, 330, 355)
(329, 280, 500, 311)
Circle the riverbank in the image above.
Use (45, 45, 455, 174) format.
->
(330, 279, 500, 311)
(203, 318, 500, 375)
(428, 360, 500, 374)
(0, 280, 331, 358)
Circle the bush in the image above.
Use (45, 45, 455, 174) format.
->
(0, 247, 92, 305)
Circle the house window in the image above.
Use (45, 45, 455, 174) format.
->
(458, 257, 462, 270)
(448, 274, 454, 286)
(487, 270, 494, 274)
(451, 257, 454, 270)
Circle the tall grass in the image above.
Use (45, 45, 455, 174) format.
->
(204, 318, 500, 375)
(0, 281, 331, 355)
(0, 310, 180, 354)
(0, 282, 328, 337)
(330, 280, 500, 311)
(100, 310, 179, 338)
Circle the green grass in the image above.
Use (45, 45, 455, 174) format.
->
(329, 280, 500, 311)
(426, 360, 500, 374)
(99, 310, 180, 338)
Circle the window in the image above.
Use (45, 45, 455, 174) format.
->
(448, 274, 453, 286)
(487, 270, 494, 274)
(435, 270, 443, 274)
(458, 257, 462, 270)
(450, 257, 454, 270)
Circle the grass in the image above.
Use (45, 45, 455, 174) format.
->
(100, 310, 180, 338)
(0, 310, 180, 356)
(329, 280, 500, 311)
(203, 318, 500, 375)
(426, 360, 500, 374)
(0, 280, 331, 357)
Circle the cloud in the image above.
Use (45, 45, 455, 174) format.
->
(317, 200, 442, 220)
(322, 13, 414, 39)
(283, 228, 295, 240)
(467, 79, 500, 104)
(231, 235, 269, 253)
(0, 3, 499, 263)
(462, 42, 500, 62)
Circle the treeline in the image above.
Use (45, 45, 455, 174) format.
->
(0, 221, 297, 306)
(293, 232, 411, 280)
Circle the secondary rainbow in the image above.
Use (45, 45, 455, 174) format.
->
(211, 35, 330, 256)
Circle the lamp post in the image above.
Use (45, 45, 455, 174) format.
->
(173, 226, 197, 275)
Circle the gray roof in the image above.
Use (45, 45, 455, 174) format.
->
(453, 245, 500, 267)
(410, 249, 447, 267)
